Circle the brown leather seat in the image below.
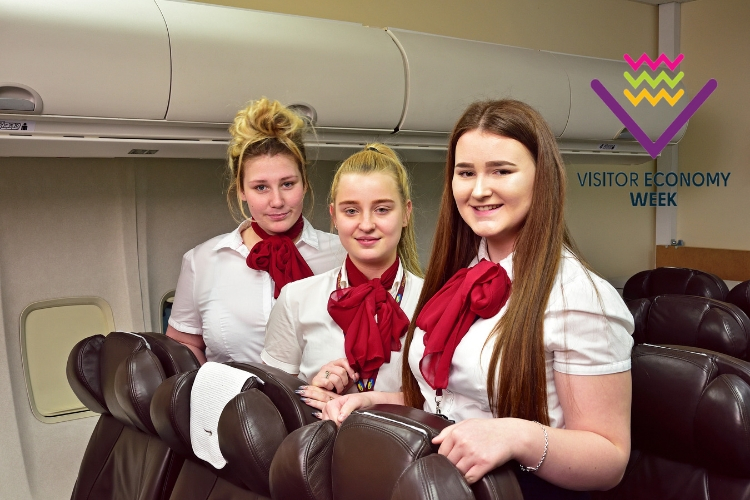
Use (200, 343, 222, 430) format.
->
(623, 267, 728, 302)
(67, 331, 199, 500)
(390, 454, 475, 500)
(150, 362, 315, 500)
(270, 404, 522, 500)
(727, 280, 750, 319)
(627, 294, 750, 359)
(598, 343, 750, 500)
(269, 420, 338, 500)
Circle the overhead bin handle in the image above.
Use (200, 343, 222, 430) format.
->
(0, 97, 35, 112)
(0, 84, 43, 114)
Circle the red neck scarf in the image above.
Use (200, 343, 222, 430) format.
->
(417, 259, 512, 392)
(246, 215, 313, 298)
(327, 256, 410, 391)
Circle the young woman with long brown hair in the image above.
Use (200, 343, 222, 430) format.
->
(323, 100, 634, 496)
(166, 98, 344, 364)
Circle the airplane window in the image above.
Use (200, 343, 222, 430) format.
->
(20, 297, 114, 423)
(160, 290, 175, 334)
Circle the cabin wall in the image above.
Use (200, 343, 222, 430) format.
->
(678, 0, 750, 252)
(0, 157, 237, 500)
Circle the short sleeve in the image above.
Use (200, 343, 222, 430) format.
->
(545, 262, 634, 376)
(168, 249, 203, 335)
(261, 285, 304, 374)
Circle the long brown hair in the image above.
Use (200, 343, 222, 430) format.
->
(401, 100, 579, 425)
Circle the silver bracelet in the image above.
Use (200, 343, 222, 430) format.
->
(519, 421, 548, 472)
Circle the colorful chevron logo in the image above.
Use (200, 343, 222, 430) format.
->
(624, 53, 684, 71)
(624, 71, 684, 89)
(625, 88, 685, 107)
(591, 53, 717, 159)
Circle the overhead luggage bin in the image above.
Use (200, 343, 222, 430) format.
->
(551, 52, 688, 142)
(0, 0, 170, 120)
(158, 1, 406, 130)
(388, 28, 571, 137)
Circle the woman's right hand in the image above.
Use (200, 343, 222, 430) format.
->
(322, 390, 405, 425)
(311, 358, 359, 394)
(321, 393, 374, 424)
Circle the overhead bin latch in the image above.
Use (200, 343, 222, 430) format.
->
(0, 84, 43, 115)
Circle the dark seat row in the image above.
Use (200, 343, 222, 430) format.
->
(623, 266, 750, 319)
(67, 331, 520, 500)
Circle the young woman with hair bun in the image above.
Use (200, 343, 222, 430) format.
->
(262, 143, 424, 412)
(323, 100, 634, 497)
(167, 97, 344, 364)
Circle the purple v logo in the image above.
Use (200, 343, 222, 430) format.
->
(591, 78, 717, 159)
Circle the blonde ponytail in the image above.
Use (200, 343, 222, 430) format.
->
(329, 143, 423, 278)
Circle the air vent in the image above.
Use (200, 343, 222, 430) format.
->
(287, 103, 317, 125)
(128, 149, 158, 155)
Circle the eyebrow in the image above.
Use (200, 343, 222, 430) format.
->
(454, 160, 517, 168)
(337, 198, 396, 205)
(247, 175, 299, 183)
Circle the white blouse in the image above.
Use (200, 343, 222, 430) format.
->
(262, 261, 424, 393)
(408, 240, 634, 428)
(168, 218, 345, 363)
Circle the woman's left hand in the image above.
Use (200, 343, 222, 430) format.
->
(432, 418, 537, 484)
(296, 385, 340, 412)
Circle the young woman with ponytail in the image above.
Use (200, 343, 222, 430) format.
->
(166, 98, 344, 364)
(323, 100, 634, 497)
(262, 144, 424, 412)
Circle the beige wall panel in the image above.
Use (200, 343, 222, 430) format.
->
(0, 281, 34, 500)
(200, 0, 657, 59)
(0, 158, 145, 500)
(677, 0, 750, 251)
(135, 160, 237, 331)
(565, 161, 656, 281)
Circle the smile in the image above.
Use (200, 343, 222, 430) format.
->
(355, 237, 380, 246)
(472, 204, 502, 211)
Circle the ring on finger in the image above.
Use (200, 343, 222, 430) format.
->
(324, 370, 330, 379)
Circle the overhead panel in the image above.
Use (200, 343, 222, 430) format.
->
(553, 52, 688, 142)
(159, 1, 405, 130)
(390, 29, 570, 137)
(0, 0, 171, 119)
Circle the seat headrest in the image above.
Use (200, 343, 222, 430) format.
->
(100, 332, 152, 426)
(114, 348, 167, 434)
(623, 267, 728, 301)
(269, 420, 338, 500)
(727, 280, 750, 319)
(333, 404, 452, 500)
(390, 454, 474, 500)
(227, 362, 317, 432)
(150, 368, 262, 462)
(217, 389, 289, 496)
(151, 370, 198, 459)
(626, 297, 650, 344)
(470, 463, 524, 500)
(137, 332, 200, 377)
(632, 344, 750, 476)
(67, 335, 108, 414)
(633, 295, 750, 359)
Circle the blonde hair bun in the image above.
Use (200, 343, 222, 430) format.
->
(226, 97, 311, 221)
